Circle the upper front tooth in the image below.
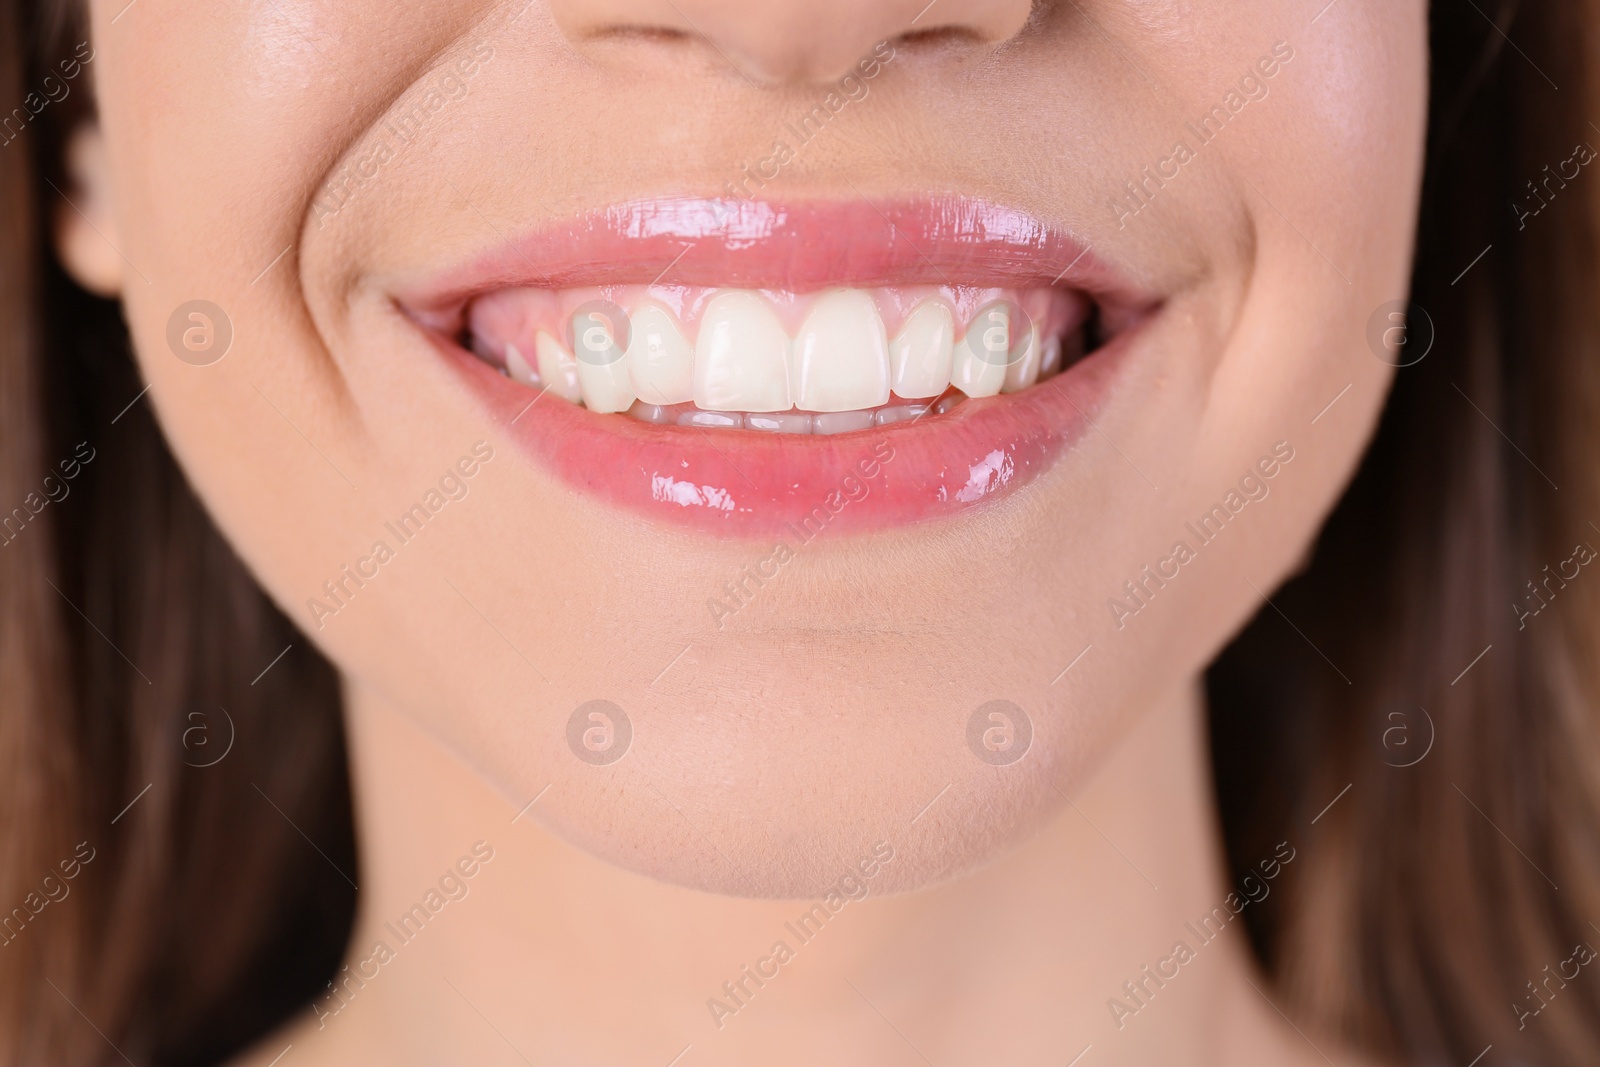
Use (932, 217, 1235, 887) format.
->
(791, 289, 890, 412)
(952, 303, 1011, 398)
(694, 291, 792, 412)
(536, 330, 584, 403)
(1002, 323, 1041, 394)
(572, 309, 636, 414)
(626, 303, 694, 406)
(889, 300, 954, 399)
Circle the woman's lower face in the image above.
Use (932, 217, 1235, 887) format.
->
(71, 0, 1424, 897)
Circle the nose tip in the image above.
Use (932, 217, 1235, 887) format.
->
(549, 0, 1036, 84)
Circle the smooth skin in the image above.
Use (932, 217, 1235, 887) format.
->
(58, 0, 1422, 1063)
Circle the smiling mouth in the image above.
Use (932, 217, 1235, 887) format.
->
(401, 196, 1155, 537)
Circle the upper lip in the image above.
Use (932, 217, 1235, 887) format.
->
(393, 195, 1158, 317)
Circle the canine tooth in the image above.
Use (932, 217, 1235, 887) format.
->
(791, 289, 890, 412)
(626, 401, 675, 424)
(572, 311, 635, 414)
(505, 342, 542, 389)
(627, 303, 694, 406)
(679, 410, 743, 429)
(746, 413, 814, 433)
(874, 403, 930, 426)
(535, 331, 584, 403)
(934, 393, 965, 415)
(1038, 334, 1063, 378)
(812, 410, 874, 435)
(694, 291, 792, 412)
(1002, 324, 1041, 394)
(952, 304, 1011, 398)
(889, 301, 954, 399)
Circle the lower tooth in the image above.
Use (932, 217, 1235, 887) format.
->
(746, 413, 814, 434)
(679, 410, 742, 429)
(812, 411, 874, 435)
(874, 403, 930, 426)
(619, 394, 968, 431)
(626, 401, 675, 424)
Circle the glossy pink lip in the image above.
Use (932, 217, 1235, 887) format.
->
(399, 196, 1147, 313)
(402, 197, 1154, 538)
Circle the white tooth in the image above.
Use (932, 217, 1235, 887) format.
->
(535, 331, 584, 403)
(1001, 324, 1041, 394)
(791, 289, 890, 412)
(505, 342, 541, 389)
(746, 413, 814, 434)
(934, 393, 965, 415)
(679, 410, 743, 429)
(874, 403, 931, 426)
(812, 410, 874, 435)
(889, 301, 954, 399)
(952, 304, 1011, 398)
(694, 291, 792, 412)
(626, 401, 675, 424)
(571, 311, 635, 414)
(1038, 334, 1063, 378)
(626, 303, 695, 406)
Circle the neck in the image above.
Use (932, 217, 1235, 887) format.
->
(281, 677, 1313, 1067)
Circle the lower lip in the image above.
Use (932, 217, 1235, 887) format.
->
(440, 336, 1127, 539)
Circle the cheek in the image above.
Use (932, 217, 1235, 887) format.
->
(1037, 4, 1425, 766)
(99, 0, 510, 735)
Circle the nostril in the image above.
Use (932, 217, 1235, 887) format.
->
(584, 24, 693, 47)
(549, 0, 1035, 86)
(890, 25, 986, 51)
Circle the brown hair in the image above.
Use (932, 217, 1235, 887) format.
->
(1211, 1, 1600, 1061)
(2, 0, 1597, 1063)
(0, 3, 354, 1065)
